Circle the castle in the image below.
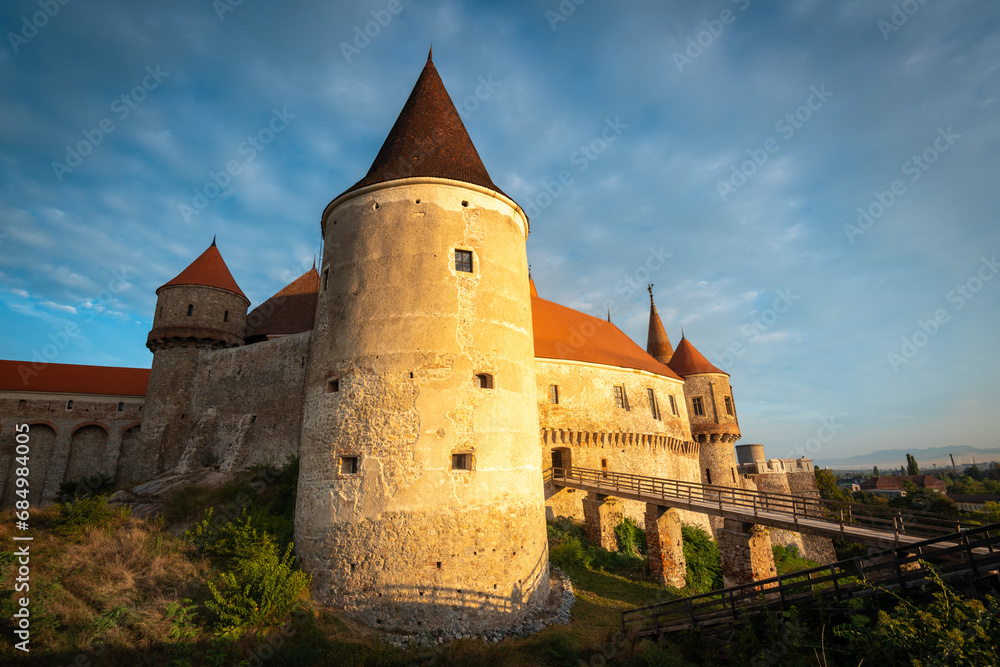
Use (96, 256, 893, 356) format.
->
(0, 51, 831, 634)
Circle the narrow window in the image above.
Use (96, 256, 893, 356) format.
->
(18, 399, 26, 410)
(692, 396, 705, 417)
(117, 402, 124, 412)
(451, 453, 471, 470)
(614, 385, 629, 410)
(474, 373, 493, 389)
(724, 396, 734, 416)
(187, 304, 194, 316)
(601, 458, 608, 478)
(669, 394, 678, 416)
(732, 469, 737, 483)
(323, 269, 329, 291)
(455, 249, 473, 273)
(224, 310, 229, 322)
(340, 456, 359, 475)
(66, 400, 74, 410)
(327, 379, 340, 393)
(647, 388, 661, 420)
(706, 468, 712, 485)
(548, 384, 559, 404)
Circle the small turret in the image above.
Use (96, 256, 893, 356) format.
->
(646, 284, 673, 363)
(142, 240, 249, 476)
(670, 334, 741, 488)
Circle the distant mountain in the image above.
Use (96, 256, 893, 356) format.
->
(814, 445, 1000, 470)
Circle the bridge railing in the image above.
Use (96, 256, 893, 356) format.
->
(619, 521, 1000, 638)
(545, 466, 973, 543)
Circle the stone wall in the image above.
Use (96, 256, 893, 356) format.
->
(175, 332, 311, 473)
(536, 359, 711, 533)
(0, 394, 144, 504)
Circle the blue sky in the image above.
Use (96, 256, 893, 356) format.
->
(1, 0, 998, 463)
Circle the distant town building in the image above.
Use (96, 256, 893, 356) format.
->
(859, 475, 946, 497)
(949, 494, 1000, 512)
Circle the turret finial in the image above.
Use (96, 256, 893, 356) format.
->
(211, 235, 217, 247)
(427, 45, 433, 63)
(648, 283, 654, 305)
(607, 308, 611, 323)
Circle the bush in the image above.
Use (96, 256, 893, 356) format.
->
(680, 524, 722, 593)
(53, 495, 127, 535)
(56, 473, 114, 503)
(834, 565, 1000, 666)
(772, 544, 819, 576)
(187, 508, 310, 638)
(615, 516, 647, 557)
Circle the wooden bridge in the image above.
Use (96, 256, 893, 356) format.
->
(620, 521, 1000, 637)
(546, 466, 976, 550)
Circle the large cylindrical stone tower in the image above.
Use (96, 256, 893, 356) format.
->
(295, 51, 549, 634)
(142, 240, 248, 477)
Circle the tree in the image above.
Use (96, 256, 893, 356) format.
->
(968, 464, 984, 481)
(872, 465, 880, 477)
(906, 453, 920, 476)
(815, 469, 849, 502)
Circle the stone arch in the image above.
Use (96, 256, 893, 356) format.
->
(115, 424, 145, 490)
(3, 423, 58, 506)
(65, 424, 109, 483)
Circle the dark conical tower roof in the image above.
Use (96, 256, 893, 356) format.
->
(646, 285, 673, 363)
(338, 49, 505, 199)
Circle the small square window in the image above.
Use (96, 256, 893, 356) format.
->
(474, 373, 493, 389)
(327, 379, 340, 393)
(340, 456, 359, 475)
(66, 400, 74, 410)
(647, 388, 661, 420)
(614, 386, 629, 410)
(692, 397, 705, 417)
(117, 402, 125, 412)
(668, 394, 678, 416)
(455, 249, 473, 273)
(724, 396, 734, 416)
(548, 384, 559, 404)
(452, 453, 471, 470)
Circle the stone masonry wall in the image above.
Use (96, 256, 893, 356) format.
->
(0, 394, 144, 505)
(536, 359, 711, 533)
(176, 331, 312, 473)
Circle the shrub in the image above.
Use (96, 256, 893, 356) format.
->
(680, 524, 722, 593)
(53, 495, 127, 535)
(188, 508, 310, 638)
(56, 472, 114, 503)
(834, 565, 1000, 666)
(614, 516, 647, 557)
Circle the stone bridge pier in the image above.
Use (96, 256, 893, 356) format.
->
(583, 496, 777, 590)
(583, 493, 622, 551)
(717, 519, 777, 588)
(644, 504, 686, 587)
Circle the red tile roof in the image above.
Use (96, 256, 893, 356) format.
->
(646, 298, 673, 363)
(0, 360, 149, 396)
(245, 268, 319, 339)
(337, 50, 505, 200)
(668, 336, 726, 376)
(860, 475, 946, 491)
(531, 297, 682, 379)
(529, 277, 538, 298)
(159, 241, 247, 300)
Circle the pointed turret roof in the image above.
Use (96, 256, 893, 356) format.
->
(338, 49, 504, 199)
(158, 240, 247, 300)
(646, 285, 673, 363)
(668, 335, 727, 376)
(529, 276, 538, 298)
